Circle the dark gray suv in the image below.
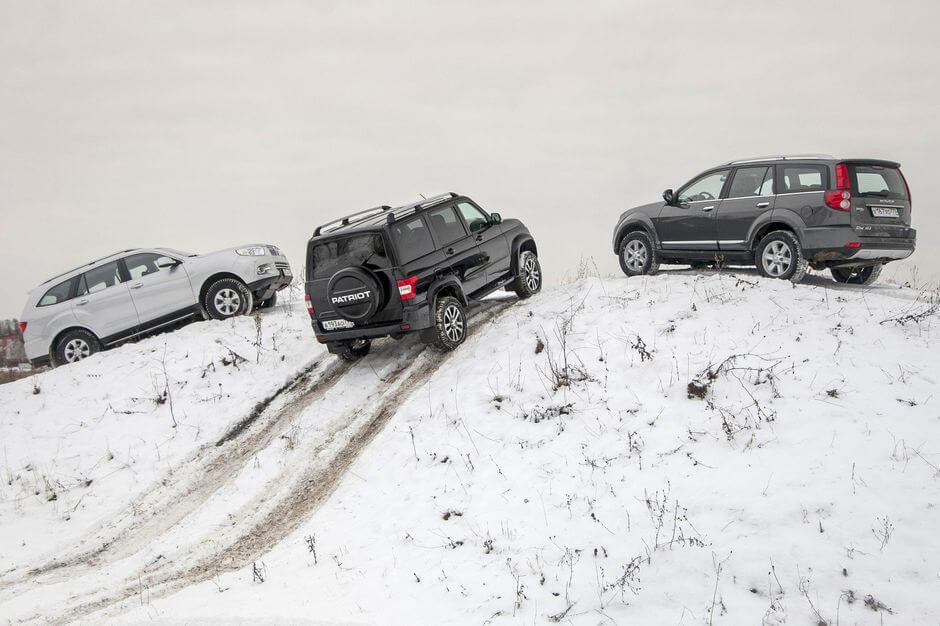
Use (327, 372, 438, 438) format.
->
(612, 155, 915, 284)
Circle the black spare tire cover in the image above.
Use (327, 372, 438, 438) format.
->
(327, 267, 383, 322)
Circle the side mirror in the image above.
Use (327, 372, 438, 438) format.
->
(489, 212, 502, 225)
(662, 189, 676, 205)
(156, 257, 181, 269)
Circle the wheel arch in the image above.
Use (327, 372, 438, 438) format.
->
(614, 218, 657, 254)
(749, 211, 805, 250)
(49, 325, 100, 365)
(509, 235, 538, 275)
(428, 275, 469, 308)
(199, 272, 249, 305)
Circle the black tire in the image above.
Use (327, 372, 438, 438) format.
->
(54, 328, 100, 367)
(428, 295, 467, 351)
(831, 265, 882, 286)
(330, 339, 371, 362)
(618, 231, 659, 277)
(204, 278, 254, 320)
(256, 292, 277, 310)
(755, 230, 808, 283)
(512, 251, 542, 299)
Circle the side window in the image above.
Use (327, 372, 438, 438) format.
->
(728, 167, 771, 198)
(38, 278, 75, 307)
(780, 165, 827, 194)
(758, 167, 775, 196)
(456, 202, 489, 233)
(678, 170, 729, 203)
(77, 261, 124, 296)
(124, 253, 164, 280)
(390, 217, 436, 264)
(425, 205, 468, 246)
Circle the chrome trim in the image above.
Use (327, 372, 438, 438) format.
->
(661, 240, 718, 246)
(727, 154, 834, 165)
(722, 194, 775, 201)
(850, 248, 913, 260)
(102, 313, 196, 346)
(718, 240, 745, 245)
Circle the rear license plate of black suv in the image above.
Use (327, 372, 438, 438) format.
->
(870, 206, 899, 218)
(322, 319, 355, 331)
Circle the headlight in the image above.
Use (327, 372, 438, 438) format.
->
(268, 245, 283, 257)
(236, 246, 266, 256)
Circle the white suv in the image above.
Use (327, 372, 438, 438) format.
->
(19, 245, 292, 367)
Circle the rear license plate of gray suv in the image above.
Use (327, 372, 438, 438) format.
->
(870, 206, 899, 218)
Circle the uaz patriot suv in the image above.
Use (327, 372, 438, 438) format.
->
(305, 193, 540, 361)
(20, 245, 292, 367)
(612, 155, 915, 284)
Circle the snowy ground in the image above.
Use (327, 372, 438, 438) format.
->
(1, 272, 939, 624)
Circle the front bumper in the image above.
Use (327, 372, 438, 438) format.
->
(312, 305, 432, 344)
(248, 270, 292, 300)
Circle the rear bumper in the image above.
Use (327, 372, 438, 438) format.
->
(312, 305, 432, 344)
(802, 227, 915, 266)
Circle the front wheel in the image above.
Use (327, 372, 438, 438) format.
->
(204, 278, 254, 320)
(428, 295, 467, 351)
(54, 328, 100, 367)
(618, 231, 659, 277)
(755, 231, 808, 283)
(512, 251, 542, 298)
(831, 265, 882, 286)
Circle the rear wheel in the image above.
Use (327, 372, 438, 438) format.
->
(204, 278, 254, 320)
(618, 231, 659, 277)
(54, 328, 100, 366)
(428, 295, 467, 351)
(512, 251, 542, 298)
(330, 339, 371, 362)
(831, 265, 882, 286)
(755, 231, 807, 283)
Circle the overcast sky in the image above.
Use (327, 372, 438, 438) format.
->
(2, 0, 938, 318)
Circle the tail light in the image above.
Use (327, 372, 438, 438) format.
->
(900, 169, 912, 208)
(397, 276, 418, 301)
(18, 321, 27, 335)
(304, 294, 315, 317)
(844, 241, 862, 249)
(825, 162, 851, 211)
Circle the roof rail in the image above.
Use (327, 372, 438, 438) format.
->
(386, 192, 459, 225)
(726, 154, 835, 165)
(313, 205, 393, 237)
(41, 249, 137, 285)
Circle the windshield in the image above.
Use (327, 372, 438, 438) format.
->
(850, 165, 908, 200)
(307, 233, 390, 280)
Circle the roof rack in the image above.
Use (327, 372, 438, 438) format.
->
(726, 154, 835, 165)
(313, 205, 393, 237)
(386, 192, 459, 225)
(41, 249, 137, 285)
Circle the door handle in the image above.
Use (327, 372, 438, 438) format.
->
(701, 205, 715, 212)
(475, 234, 484, 242)
(76, 299, 89, 306)
(756, 202, 770, 208)
(445, 248, 455, 256)
(131, 282, 143, 289)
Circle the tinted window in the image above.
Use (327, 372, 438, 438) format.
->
(728, 166, 771, 198)
(38, 278, 75, 307)
(851, 165, 908, 200)
(390, 217, 435, 264)
(456, 202, 488, 233)
(425, 205, 467, 245)
(780, 165, 827, 194)
(678, 170, 729, 203)
(309, 234, 389, 280)
(124, 253, 167, 280)
(78, 261, 124, 295)
(758, 167, 774, 195)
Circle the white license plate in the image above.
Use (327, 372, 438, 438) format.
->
(870, 206, 899, 218)
(321, 319, 355, 331)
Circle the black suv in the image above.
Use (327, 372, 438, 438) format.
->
(305, 193, 541, 360)
(612, 155, 915, 284)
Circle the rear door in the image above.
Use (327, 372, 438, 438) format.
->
(71, 260, 140, 344)
(655, 169, 728, 250)
(773, 162, 831, 229)
(122, 252, 197, 327)
(455, 200, 512, 288)
(847, 162, 913, 238)
(423, 203, 488, 296)
(716, 165, 775, 251)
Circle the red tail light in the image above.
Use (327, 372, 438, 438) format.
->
(18, 321, 27, 335)
(304, 294, 315, 317)
(397, 276, 418, 301)
(900, 169, 912, 207)
(844, 241, 862, 249)
(825, 162, 852, 211)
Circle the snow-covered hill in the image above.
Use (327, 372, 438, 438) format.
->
(1, 273, 938, 624)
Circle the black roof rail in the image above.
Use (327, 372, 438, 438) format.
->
(313, 205, 393, 237)
(386, 192, 459, 225)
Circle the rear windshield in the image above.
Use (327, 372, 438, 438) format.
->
(850, 164, 908, 200)
(308, 233, 390, 280)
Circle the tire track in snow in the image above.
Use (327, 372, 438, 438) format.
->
(9, 298, 516, 624)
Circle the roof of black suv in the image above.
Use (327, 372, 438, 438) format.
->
(722, 154, 900, 168)
(311, 192, 467, 239)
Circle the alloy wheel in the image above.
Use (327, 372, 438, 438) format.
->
(64, 338, 91, 363)
(762, 241, 792, 277)
(214, 288, 241, 316)
(442, 304, 464, 343)
(523, 254, 541, 291)
(623, 239, 648, 272)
